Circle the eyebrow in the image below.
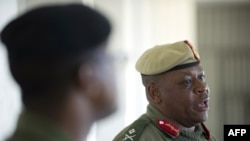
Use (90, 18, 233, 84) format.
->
(181, 72, 192, 76)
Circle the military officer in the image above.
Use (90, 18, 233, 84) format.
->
(113, 40, 217, 141)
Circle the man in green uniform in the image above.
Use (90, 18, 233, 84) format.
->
(1, 3, 117, 141)
(113, 40, 217, 141)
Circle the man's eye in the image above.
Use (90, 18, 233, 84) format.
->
(184, 79, 192, 85)
(199, 75, 206, 81)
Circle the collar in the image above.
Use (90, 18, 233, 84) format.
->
(146, 104, 211, 140)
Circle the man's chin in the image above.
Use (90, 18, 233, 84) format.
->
(96, 105, 118, 121)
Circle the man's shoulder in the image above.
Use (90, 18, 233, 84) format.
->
(113, 114, 151, 141)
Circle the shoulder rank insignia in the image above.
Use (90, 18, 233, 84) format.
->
(157, 119, 180, 137)
(122, 128, 136, 141)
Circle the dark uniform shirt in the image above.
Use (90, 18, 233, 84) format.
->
(113, 104, 217, 141)
(5, 110, 72, 141)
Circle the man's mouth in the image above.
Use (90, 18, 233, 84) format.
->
(194, 98, 209, 111)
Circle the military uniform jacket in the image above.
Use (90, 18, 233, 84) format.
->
(113, 104, 217, 141)
(5, 109, 72, 141)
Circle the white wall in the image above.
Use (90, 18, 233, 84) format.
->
(85, 0, 197, 140)
(0, 0, 21, 140)
(0, 0, 196, 141)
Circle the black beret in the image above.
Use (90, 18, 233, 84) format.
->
(0, 3, 111, 59)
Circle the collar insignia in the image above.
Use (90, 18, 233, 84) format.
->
(157, 119, 180, 137)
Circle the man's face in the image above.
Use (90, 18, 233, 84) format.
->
(157, 65, 210, 127)
(88, 48, 118, 120)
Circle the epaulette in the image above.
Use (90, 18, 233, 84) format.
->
(116, 116, 151, 141)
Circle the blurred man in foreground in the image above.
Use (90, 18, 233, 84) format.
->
(1, 3, 117, 141)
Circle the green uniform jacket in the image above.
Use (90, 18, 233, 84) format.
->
(5, 109, 72, 141)
(113, 104, 217, 141)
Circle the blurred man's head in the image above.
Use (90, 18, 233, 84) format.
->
(1, 4, 117, 120)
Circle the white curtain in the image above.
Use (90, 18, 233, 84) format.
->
(0, 0, 196, 141)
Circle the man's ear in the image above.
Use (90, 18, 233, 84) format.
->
(147, 83, 161, 104)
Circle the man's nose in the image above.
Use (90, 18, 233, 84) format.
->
(194, 80, 209, 95)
